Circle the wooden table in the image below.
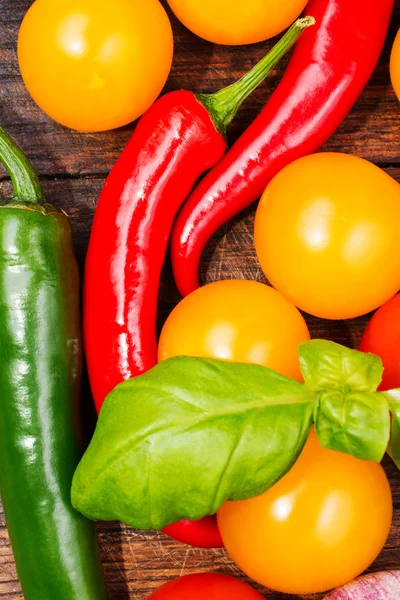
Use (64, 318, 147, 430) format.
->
(1, 1, 400, 598)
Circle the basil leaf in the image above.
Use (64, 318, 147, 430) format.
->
(314, 389, 390, 461)
(299, 340, 383, 393)
(72, 357, 314, 530)
(382, 389, 400, 467)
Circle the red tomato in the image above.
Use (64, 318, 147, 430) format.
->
(390, 30, 400, 101)
(147, 573, 264, 599)
(163, 517, 223, 549)
(218, 430, 392, 595)
(359, 294, 400, 391)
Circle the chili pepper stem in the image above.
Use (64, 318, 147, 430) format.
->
(0, 126, 45, 203)
(197, 16, 315, 137)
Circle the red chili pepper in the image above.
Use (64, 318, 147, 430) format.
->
(84, 19, 312, 549)
(171, 0, 395, 297)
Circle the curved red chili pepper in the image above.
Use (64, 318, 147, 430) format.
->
(171, 0, 395, 298)
(84, 21, 310, 549)
(85, 91, 225, 406)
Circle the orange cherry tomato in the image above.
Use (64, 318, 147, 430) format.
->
(255, 153, 400, 320)
(359, 294, 400, 391)
(18, 0, 173, 132)
(158, 279, 310, 381)
(218, 429, 392, 595)
(390, 30, 400, 101)
(148, 573, 264, 599)
(167, 0, 308, 45)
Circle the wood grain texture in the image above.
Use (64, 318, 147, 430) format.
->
(0, 0, 400, 598)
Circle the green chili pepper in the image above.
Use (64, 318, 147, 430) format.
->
(0, 127, 107, 599)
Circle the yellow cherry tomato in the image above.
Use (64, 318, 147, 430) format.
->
(158, 279, 310, 381)
(18, 0, 173, 132)
(390, 30, 400, 101)
(218, 429, 392, 595)
(254, 153, 400, 320)
(167, 0, 308, 46)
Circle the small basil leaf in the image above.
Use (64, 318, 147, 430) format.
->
(314, 389, 390, 461)
(299, 340, 383, 393)
(72, 357, 314, 530)
(382, 389, 400, 468)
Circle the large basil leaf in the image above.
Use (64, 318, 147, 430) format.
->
(382, 389, 400, 468)
(314, 389, 390, 461)
(72, 357, 314, 530)
(299, 340, 383, 393)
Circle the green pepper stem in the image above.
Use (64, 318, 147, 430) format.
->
(197, 16, 315, 137)
(0, 126, 45, 203)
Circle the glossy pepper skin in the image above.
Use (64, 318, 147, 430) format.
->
(84, 21, 312, 550)
(0, 127, 107, 599)
(85, 91, 226, 407)
(171, 0, 395, 297)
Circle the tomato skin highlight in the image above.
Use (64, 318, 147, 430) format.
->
(359, 295, 400, 391)
(167, 0, 308, 45)
(255, 153, 400, 320)
(147, 573, 264, 599)
(18, 0, 173, 131)
(159, 279, 310, 381)
(163, 517, 223, 549)
(218, 430, 393, 595)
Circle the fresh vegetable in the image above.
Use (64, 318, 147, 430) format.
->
(390, 30, 400, 101)
(147, 573, 264, 599)
(72, 340, 397, 534)
(324, 571, 400, 599)
(84, 19, 313, 411)
(171, 0, 395, 298)
(159, 279, 309, 547)
(18, 0, 173, 131)
(0, 128, 106, 598)
(159, 280, 310, 380)
(163, 516, 224, 549)
(360, 295, 400, 390)
(218, 429, 392, 595)
(167, 0, 308, 45)
(254, 153, 400, 320)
